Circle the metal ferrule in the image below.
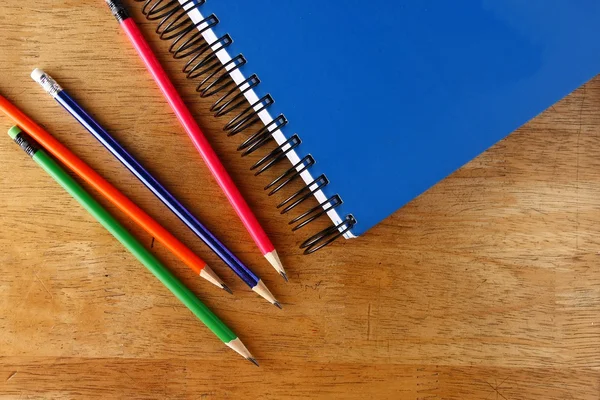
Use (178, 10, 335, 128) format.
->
(38, 73, 62, 98)
(105, 0, 130, 23)
(13, 132, 39, 158)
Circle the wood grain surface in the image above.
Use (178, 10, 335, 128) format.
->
(1, 2, 599, 399)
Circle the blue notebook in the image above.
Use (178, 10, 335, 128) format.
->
(160, 0, 600, 253)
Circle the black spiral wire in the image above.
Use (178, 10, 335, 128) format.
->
(134, 0, 356, 254)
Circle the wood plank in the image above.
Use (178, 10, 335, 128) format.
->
(0, 1, 599, 398)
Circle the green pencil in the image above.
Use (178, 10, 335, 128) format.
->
(8, 126, 257, 366)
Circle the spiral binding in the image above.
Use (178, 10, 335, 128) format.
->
(134, 0, 356, 254)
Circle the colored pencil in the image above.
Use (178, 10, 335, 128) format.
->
(105, 0, 288, 280)
(0, 94, 228, 292)
(32, 69, 280, 308)
(7, 126, 257, 365)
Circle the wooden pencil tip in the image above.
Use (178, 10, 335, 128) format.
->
(247, 358, 260, 367)
(265, 250, 288, 279)
(252, 279, 279, 305)
(200, 266, 227, 290)
(274, 301, 283, 310)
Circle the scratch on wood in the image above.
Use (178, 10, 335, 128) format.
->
(367, 303, 371, 340)
(475, 279, 487, 290)
(303, 281, 323, 292)
(124, 371, 135, 382)
(34, 272, 53, 299)
(387, 339, 390, 359)
(486, 377, 510, 400)
(6, 371, 17, 382)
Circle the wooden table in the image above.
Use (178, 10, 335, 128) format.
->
(1, 2, 599, 399)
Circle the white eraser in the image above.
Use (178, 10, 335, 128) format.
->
(31, 68, 46, 84)
(30, 68, 61, 97)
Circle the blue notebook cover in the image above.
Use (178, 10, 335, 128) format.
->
(184, 0, 600, 238)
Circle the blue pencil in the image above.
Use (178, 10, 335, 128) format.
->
(32, 69, 280, 308)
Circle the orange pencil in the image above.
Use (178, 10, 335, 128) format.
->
(0, 95, 229, 293)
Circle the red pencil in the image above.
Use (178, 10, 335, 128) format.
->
(105, 0, 287, 280)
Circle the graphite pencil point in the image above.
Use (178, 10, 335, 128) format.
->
(222, 284, 233, 295)
(280, 271, 289, 282)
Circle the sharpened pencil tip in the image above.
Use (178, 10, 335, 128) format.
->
(264, 250, 287, 279)
(247, 357, 260, 367)
(274, 301, 283, 310)
(280, 271, 289, 282)
(253, 280, 279, 306)
(222, 284, 233, 295)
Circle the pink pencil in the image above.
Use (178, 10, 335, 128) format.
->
(105, 0, 287, 280)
